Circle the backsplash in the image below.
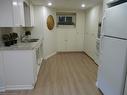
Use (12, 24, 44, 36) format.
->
(0, 27, 33, 45)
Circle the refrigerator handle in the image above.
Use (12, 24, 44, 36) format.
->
(101, 9, 107, 36)
(122, 48, 127, 95)
(101, 16, 106, 36)
(100, 36, 104, 54)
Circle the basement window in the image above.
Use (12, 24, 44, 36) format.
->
(56, 12, 76, 27)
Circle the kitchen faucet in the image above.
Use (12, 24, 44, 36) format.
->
(20, 32, 26, 42)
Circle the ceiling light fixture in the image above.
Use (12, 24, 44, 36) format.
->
(48, 2, 52, 6)
(12, 1, 18, 6)
(81, 4, 86, 8)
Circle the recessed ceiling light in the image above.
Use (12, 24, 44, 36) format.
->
(48, 2, 52, 6)
(12, 1, 18, 6)
(81, 4, 86, 8)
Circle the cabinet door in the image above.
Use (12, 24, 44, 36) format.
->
(124, 77, 127, 95)
(98, 37, 127, 95)
(0, 0, 33, 27)
(76, 32, 84, 51)
(24, 1, 31, 27)
(0, 0, 13, 27)
(57, 29, 84, 52)
(0, 53, 5, 91)
(57, 30, 67, 51)
(33, 50, 38, 83)
(18, 0, 25, 26)
(67, 29, 84, 51)
(30, 4, 35, 27)
(13, 0, 25, 27)
(3, 51, 35, 86)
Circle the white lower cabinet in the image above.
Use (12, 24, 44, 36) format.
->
(57, 29, 84, 52)
(0, 44, 43, 91)
(3, 50, 36, 90)
(0, 53, 5, 92)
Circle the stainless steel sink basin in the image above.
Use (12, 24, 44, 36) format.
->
(21, 39, 39, 43)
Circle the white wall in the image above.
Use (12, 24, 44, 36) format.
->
(56, 11, 85, 51)
(76, 11, 85, 51)
(32, 6, 57, 59)
(42, 7, 57, 59)
(84, 4, 103, 64)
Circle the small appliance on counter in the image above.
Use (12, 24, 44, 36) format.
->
(20, 31, 39, 43)
(20, 31, 31, 42)
(2, 33, 18, 46)
(25, 31, 31, 40)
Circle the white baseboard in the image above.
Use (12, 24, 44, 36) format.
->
(57, 50, 83, 52)
(0, 87, 5, 92)
(6, 85, 34, 90)
(83, 50, 98, 64)
(83, 50, 89, 55)
(96, 81, 99, 88)
(44, 52, 57, 60)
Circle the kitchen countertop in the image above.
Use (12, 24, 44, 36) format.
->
(0, 40, 42, 51)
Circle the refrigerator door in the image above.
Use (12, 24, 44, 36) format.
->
(97, 36, 127, 95)
(102, 2, 127, 39)
(124, 76, 127, 95)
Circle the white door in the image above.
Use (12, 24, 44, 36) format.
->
(103, 2, 127, 39)
(97, 36, 127, 95)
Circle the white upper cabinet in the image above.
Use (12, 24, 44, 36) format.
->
(30, 4, 35, 27)
(0, 0, 14, 27)
(0, 0, 34, 27)
(24, 0, 35, 27)
(13, 0, 25, 27)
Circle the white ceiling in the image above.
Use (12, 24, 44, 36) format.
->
(31, 0, 103, 10)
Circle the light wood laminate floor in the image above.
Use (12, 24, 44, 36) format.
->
(0, 52, 102, 95)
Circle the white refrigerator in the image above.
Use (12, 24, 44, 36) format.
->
(97, 2, 127, 95)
